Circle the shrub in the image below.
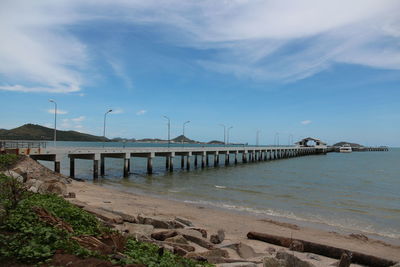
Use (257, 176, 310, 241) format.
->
(0, 154, 19, 171)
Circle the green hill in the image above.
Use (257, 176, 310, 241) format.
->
(333, 141, 363, 148)
(0, 124, 107, 142)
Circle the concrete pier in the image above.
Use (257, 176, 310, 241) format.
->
(25, 145, 329, 180)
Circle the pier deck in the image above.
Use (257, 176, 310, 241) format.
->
(12, 145, 328, 179)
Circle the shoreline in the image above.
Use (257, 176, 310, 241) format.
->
(67, 180, 400, 263)
(98, 180, 400, 246)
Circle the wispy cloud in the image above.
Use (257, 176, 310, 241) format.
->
(71, 116, 85, 122)
(47, 109, 68, 115)
(112, 108, 124, 114)
(61, 116, 86, 130)
(107, 57, 133, 89)
(0, 0, 399, 92)
(136, 109, 147, 115)
(301, 120, 312, 125)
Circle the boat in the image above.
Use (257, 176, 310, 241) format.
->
(339, 144, 352, 153)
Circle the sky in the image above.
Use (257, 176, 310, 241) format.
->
(0, 0, 400, 146)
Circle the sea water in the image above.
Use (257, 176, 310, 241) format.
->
(40, 142, 400, 244)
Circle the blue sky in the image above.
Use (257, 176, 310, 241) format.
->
(1, 0, 400, 146)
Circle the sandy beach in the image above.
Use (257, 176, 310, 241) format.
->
(66, 180, 400, 265)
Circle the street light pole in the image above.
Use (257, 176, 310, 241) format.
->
(103, 109, 113, 147)
(182, 120, 190, 147)
(48, 99, 57, 147)
(227, 126, 233, 145)
(163, 116, 171, 148)
(275, 132, 280, 146)
(288, 134, 293, 146)
(219, 124, 226, 145)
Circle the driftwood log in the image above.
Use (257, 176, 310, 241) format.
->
(247, 232, 396, 267)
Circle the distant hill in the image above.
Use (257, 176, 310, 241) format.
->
(333, 141, 363, 148)
(172, 135, 198, 143)
(207, 140, 224, 145)
(0, 124, 107, 142)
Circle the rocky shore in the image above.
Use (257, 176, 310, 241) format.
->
(5, 156, 400, 267)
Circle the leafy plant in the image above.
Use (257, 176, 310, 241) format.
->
(0, 174, 28, 217)
(0, 154, 19, 171)
(121, 238, 211, 267)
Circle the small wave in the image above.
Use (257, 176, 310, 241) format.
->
(182, 199, 400, 240)
(215, 185, 227, 189)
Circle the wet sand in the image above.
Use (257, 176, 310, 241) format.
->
(67, 180, 400, 264)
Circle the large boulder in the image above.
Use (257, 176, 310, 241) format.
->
(25, 178, 44, 193)
(123, 223, 154, 239)
(38, 180, 67, 195)
(210, 229, 225, 244)
(275, 251, 315, 267)
(219, 263, 257, 267)
(137, 215, 184, 229)
(165, 235, 188, 245)
(83, 206, 123, 224)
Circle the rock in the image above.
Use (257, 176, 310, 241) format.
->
(219, 262, 257, 267)
(199, 248, 229, 258)
(306, 253, 321, 261)
(175, 217, 194, 227)
(184, 252, 208, 262)
(263, 257, 286, 267)
(100, 208, 137, 223)
(289, 240, 304, 252)
(162, 241, 195, 252)
(173, 246, 189, 256)
(123, 223, 154, 238)
(25, 179, 43, 193)
(5, 170, 25, 183)
(165, 235, 189, 245)
(276, 251, 316, 267)
(266, 247, 276, 255)
(176, 229, 203, 239)
(38, 180, 67, 195)
(83, 206, 123, 224)
(210, 229, 225, 244)
(137, 215, 184, 229)
(236, 243, 257, 259)
(187, 227, 208, 238)
(151, 230, 177, 241)
(181, 234, 214, 249)
(390, 263, 400, 267)
(338, 252, 352, 267)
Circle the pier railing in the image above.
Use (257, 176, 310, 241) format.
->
(0, 140, 47, 150)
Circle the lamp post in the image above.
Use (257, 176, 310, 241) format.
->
(163, 116, 171, 148)
(227, 126, 233, 145)
(48, 99, 57, 147)
(274, 132, 280, 146)
(256, 130, 261, 146)
(288, 134, 293, 146)
(182, 120, 190, 147)
(103, 109, 113, 147)
(219, 124, 226, 145)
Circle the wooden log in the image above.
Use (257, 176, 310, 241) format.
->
(247, 232, 396, 267)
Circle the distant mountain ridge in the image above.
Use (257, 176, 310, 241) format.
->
(0, 124, 229, 144)
(333, 141, 363, 147)
(0, 124, 107, 142)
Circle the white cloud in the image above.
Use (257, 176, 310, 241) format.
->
(47, 109, 68, 115)
(71, 116, 85, 122)
(1, 0, 399, 91)
(107, 57, 133, 89)
(112, 108, 124, 114)
(301, 120, 312, 125)
(60, 116, 85, 129)
(136, 109, 147, 115)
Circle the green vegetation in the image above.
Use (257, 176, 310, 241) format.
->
(0, 123, 107, 141)
(0, 173, 211, 266)
(0, 154, 19, 171)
